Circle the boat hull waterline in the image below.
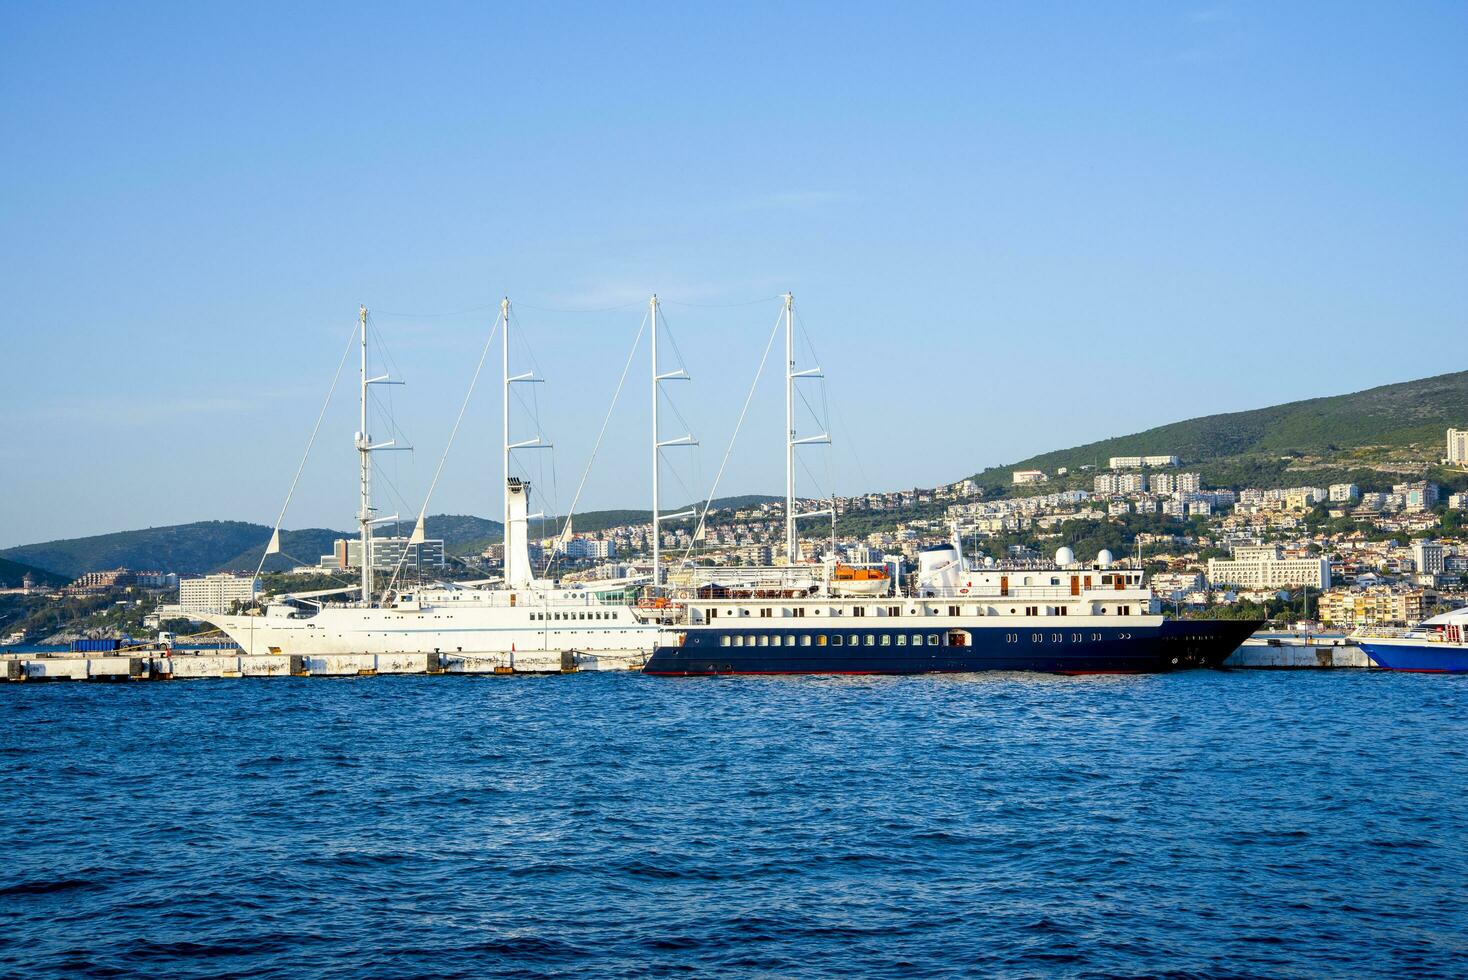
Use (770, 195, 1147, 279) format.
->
(643, 618, 1262, 676)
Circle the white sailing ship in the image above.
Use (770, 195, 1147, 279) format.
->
(205, 302, 658, 672)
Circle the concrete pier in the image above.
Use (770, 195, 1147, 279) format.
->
(2, 648, 647, 681)
(3, 632, 1381, 682)
(1226, 637, 1376, 669)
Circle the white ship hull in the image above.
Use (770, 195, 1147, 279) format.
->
(205, 586, 657, 672)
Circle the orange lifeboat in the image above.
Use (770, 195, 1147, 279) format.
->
(829, 564, 891, 596)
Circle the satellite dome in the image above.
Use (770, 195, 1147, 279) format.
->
(1055, 546, 1075, 567)
(983, 556, 996, 568)
(1097, 549, 1114, 567)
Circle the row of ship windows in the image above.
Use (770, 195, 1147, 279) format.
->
(529, 611, 622, 622)
(720, 633, 945, 648)
(709, 605, 1131, 619)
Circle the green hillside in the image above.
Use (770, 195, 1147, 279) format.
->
(973, 369, 1468, 493)
(218, 527, 351, 573)
(222, 515, 507, 568)
(1, 493, 786, 576)
(0, 521, 273, 577)
(0, 556, 69, 588)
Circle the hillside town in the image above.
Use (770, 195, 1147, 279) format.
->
(5, 427, 1468, 644)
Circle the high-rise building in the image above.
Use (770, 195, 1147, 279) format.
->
(1448, 428, 1468, 464)
(178, 573, 260, 613)
(1412, 539, 1446, 577)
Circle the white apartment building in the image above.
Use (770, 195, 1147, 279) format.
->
(1152, 472, 1203, 494)
(1206, 545, 1331, 590)
(1012, 469, 1047, 485)
(1329, 483, 1360, 503)
(333, 536, 447, 570)
(1393, 481, 1439, 512)
(1448, 428, 1468, 465)
(1412, 539, 1446, 577)
(1108, 455, 1180, 469)
(178, 573, 260, 614)
(565, 538, 617, 560)
(1095, 473, 1147, 495)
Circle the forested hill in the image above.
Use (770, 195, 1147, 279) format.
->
(971, 369, 1468, 492)
(0, 521, 274, 577)
(0, 556, 70, 588)
(2, 496, 783, 576)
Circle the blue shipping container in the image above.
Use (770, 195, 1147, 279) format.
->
(70, 638, 122, 653)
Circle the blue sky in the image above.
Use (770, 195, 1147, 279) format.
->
(2, 2, 1464, 547)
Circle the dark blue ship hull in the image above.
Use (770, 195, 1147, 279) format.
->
(644, 618, 1261, 675)
(1357, 641, 1468, 673)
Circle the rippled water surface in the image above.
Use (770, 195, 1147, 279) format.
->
(3, 672, 1465, 978)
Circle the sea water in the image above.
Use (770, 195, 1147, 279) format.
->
(3, 671, 1464, 977)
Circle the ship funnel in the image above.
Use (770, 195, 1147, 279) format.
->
(916, 544, 961, 595)
(504, 477, 535, 588)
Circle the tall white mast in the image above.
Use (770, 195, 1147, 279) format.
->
(501, 296, 548, 587)
(355, 305, 405, 605)
(650, 293, 695, 589)
(651, 294, 661, 588)
(784, 292, 796, 563)
(785, 292, 829, 563)
(358, 305, 372, 603)
(502, 297, 511, 547)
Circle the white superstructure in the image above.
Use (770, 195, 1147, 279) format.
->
(205, 301, 658, 671)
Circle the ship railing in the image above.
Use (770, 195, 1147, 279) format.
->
(377, 589, 624, 611)
(918, 586, 1149, 601)
(664, 565, 823, 589)
(1350, 626, 1412, 639)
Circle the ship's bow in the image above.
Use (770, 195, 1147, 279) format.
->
(1159, 617, 1262, 669)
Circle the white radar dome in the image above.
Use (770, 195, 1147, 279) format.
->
(1055, 546, 1075, 567)
(1096, 549, 1114, 568)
